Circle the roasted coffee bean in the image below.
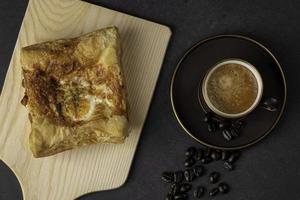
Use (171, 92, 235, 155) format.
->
(162, 172, 174, 183)
(209, 172, 220, 184)
(185, 147, 197, 157)
(215, 149, 222, 153)
(207, 122, 217, 132)
(166, 194, 174, 200)
(174, 193, 188, 200)
(200, 157, 212, 164)
(193, 165, 204, 177)
(204, 113, 212, 122)
(209, 188, 219, 196)
(262, 97, 278, 112)
(218, 120, 230, 129)
(184, 157, 196, 167)
(179, 183, 192, 193)
(224, 161, 234, 171)
(194, 148, 203, 161)
(211, 115, 221, 122)
(232, 120, 245, 129)
(230, 127, 240, 137)
(174, 171, 184, 183)
(204, 148, 211, 157)
(218, 182, 230, 194)
(211, 151, 221, 161)
(218, 121, 225, 129)
(193, 186, 205, 198)
(227, 151, 240, 163)
(169, 183, 180, 195)
(221, 151, 229, 160)
(184, 169, 195, 182)
(222, 129, 232, 141)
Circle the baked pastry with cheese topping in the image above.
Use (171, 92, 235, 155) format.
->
(20, 27, 128, 157)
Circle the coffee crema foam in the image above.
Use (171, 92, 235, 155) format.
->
(206, 63, 258, 114)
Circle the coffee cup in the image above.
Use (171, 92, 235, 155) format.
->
(202, 59, 263, 118)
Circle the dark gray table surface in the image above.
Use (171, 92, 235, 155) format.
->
(1, 0, 300, 199)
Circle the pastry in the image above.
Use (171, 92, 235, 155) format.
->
(21, 27, 128, 157)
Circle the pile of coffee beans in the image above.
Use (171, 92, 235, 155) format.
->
(204, 112, 245, 141)
(161, 146, 241, 199)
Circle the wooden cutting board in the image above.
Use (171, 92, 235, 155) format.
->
(0, 0, 171, 199)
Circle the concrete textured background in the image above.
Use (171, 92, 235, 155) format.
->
(0, 0, 300, 199)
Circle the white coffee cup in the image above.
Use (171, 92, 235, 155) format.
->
(202, 59, 263, 118)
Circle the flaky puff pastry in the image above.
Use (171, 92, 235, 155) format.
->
(21, 27, 128, 157)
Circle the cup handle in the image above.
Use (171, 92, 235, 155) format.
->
(261, 97, 278, 112)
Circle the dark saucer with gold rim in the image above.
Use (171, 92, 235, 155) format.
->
(170, 35, 287, 150)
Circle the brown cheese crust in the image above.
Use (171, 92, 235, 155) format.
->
(21, 27, 128, 157)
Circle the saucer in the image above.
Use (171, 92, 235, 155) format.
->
(171, 35, 287, 150)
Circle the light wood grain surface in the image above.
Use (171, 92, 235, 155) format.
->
(0, 0, 171, 199)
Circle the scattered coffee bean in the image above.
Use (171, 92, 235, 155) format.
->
(215, 149, 222, 153)
(179, 183, 192, 193)
(221, 151, 229, 161)
(230, 127, 240, 137)
(200, 157, 212, 164)
(227, 151, 240, 163)
(224, 161, 234, 171)
(232, 120, 245, 129)
(184, 157, 196, 167)
(204, 148, 211, 157)
(209, 172, 220, 184)
(174, 193, 188, 200)
(204, 112, 247, 141)
(194, 148, 203, 161)
(174, 171, 184, 183)
(262, 97, 278, 112)
(222, 129, 232, 141)
(204, 113, 212, 122)
(207, 122, 217, 132)
(219, 120, 231, 129)
(185, 147, 197, 157)
(218, 182, 230, 194)
(169, 183, 180, 195)
(209, 188, 219, 196)
(162, 172, 174, 183)
(162, 146, 241, 198)
(166, 194, 174, 200)
(193, 165, 205, 177)
(184, 169, 195, 182)
(194, 186, 205, 198)
(211, 151, 221, 161)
